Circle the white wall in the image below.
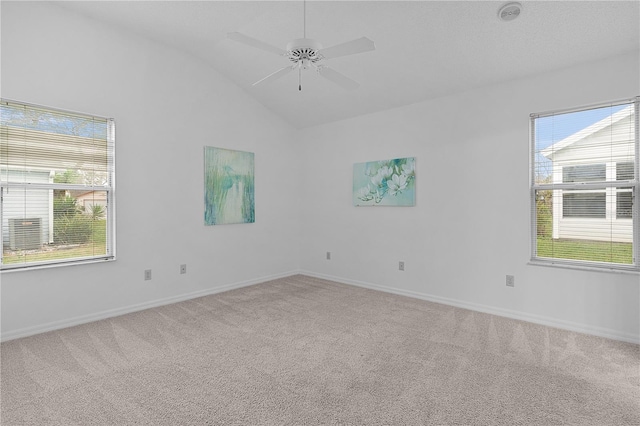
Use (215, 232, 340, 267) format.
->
(0, 2, 301, 339)
(298, 51, 640, 343)
(2, 2, 638, 344)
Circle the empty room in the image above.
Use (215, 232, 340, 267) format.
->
(1, 1, 638, 425)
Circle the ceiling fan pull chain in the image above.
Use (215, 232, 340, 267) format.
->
(299, 66, 302, 91)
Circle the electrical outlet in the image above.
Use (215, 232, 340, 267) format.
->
(399, 261, 405, 271)
(180, 264, 187, 274)
(326, 251, 331, 260)
(506, 275, 515, 287)
(144, 269, 152, 281)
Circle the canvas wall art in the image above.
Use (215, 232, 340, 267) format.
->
(204, 146, 255, 225)
(353, 157, 415, 206)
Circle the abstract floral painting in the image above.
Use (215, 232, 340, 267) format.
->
(204, 147, 255, 225)
(353, 157, 415, 206)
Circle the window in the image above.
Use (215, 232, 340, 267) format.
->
(531, 97, 638, 271)
(1, 100, 115, 270)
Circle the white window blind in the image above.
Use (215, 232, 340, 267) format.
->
(1, 99, 115, 270)
(531, 97, 639, 271)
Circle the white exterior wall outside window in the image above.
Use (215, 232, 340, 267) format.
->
(531, 98, 639, 272)
(0, 100, 115, 270)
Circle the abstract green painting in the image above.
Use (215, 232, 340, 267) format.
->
(204, 147, 255, 225)
(353, 157, 415, 206)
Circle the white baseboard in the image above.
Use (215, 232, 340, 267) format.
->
(300, 270, 640, 345)
(0, 270, 302, 342)
(4, 269, 637, 345)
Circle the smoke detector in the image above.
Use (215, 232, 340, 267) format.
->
(498, 2, 522, 22)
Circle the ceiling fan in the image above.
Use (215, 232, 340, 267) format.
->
(227, 2, 375, 91)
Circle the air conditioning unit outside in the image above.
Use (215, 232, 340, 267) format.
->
(9, 218, 42, 250)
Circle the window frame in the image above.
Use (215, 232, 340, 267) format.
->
(530, 97, 639, 273)
(0, 99, 116, 271)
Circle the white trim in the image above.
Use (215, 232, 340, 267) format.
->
(528, 260, 639, 275)
(3, 269, 636, 345)
(1, 256, 116, 273)
(531, 97, 636, 120)
(0, 269, 302, 342)
(300, 270, 640, 345)
(0, 98, 112, 121)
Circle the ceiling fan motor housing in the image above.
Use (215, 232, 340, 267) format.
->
(287, 38, 323, 68)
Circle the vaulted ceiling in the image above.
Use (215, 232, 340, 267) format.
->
(56, 1, 640, 129)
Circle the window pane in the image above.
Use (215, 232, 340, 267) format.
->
(1, 103, 110, 184)
(2, 188, 108, 266)
(536, 190, 632, 264)
(534, 104, 635, 184)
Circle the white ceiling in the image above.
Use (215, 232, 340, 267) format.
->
(56, 1, 639, 129)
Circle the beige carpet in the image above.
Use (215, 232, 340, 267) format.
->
(1, 275, 638, 425)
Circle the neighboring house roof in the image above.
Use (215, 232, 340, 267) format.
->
(541, 105, 634, 159)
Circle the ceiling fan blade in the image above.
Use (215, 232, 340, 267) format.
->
(320, 37, 375, 59)
(252, 66, 295, 86)
(317, 66, 360, 90)
(227, 32, 287, 56)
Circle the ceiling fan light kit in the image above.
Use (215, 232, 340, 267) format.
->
(226, 2, 375, 91)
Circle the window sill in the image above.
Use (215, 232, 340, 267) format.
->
(1, 256, 115, 273)
(528, 259, 639, 275)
